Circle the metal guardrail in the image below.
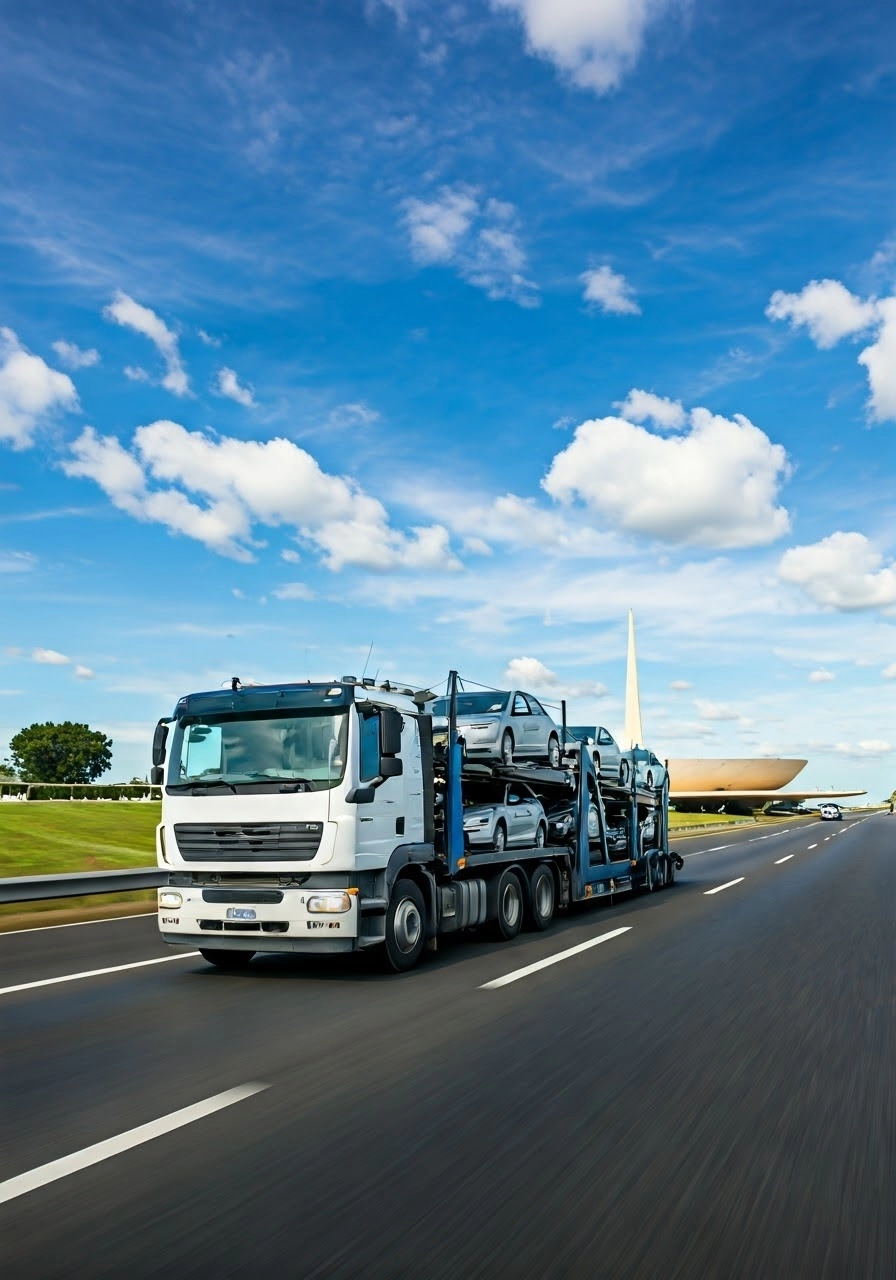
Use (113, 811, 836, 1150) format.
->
(0, 868, 166, 904)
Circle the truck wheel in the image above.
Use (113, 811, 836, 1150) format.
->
(199, 949, 254, 968)
(547, 734, 560, 768)
(534, 822, 546, 848)
(383, 878, 426, 972)
(493, 821, 507, 853)
(492, 869, 523, 941)
(528, 864, 555, 931)
(501, 731, 514, 765)
(665, 854, 676, 886)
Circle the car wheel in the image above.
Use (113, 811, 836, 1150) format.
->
(547, 734, 560, 768)
(501, 731, 514, 765)
(491, 869, 523, 940)
(382, 878, 427, 972)
(534, 822, 546, 848)
(493, 821, 507, 853)
(593, 752, 601, 775)
(528, 864, 555, 931)
(646, 770, 654, 788)
(199, 949, 254, 969)
(619, 759, 631, 786)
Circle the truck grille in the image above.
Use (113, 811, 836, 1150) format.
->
(173, 822, 324, 862)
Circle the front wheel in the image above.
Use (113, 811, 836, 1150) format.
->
(199, 949, 254, 969)
(534, 822, 546, 848)
(501, 731, 514, 765)
(547, 734, 560, 768)
(619, 759, 631, 787)
(493, 821, 507, 853)
(383, 878, 427, 972)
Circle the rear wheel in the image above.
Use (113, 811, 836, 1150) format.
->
(199, 949, 254, 969)
(528, 864, 556, 931)
(534, 822, 546, 848)
(383, 878, 427, 972)
(666, 854, 676, 886)
(619, 759, 631, 787)
(492, 869, 523, 940)
(501, 731, 514, 765)
(547, 734, 560, 768)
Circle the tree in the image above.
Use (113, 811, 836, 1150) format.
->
(9, 722, 113, 784)
(0, 759, 18, 781)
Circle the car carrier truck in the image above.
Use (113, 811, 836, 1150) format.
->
(152, 672, 675, 972)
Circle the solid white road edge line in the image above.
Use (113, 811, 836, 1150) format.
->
(0, 952, 200, 998)
(480, 927, 632, 990)
(775, 855, 795, 864)
(0, 1083, 269, 1206)
(704, 878, 745, 895)
(0, 912, 156, 939)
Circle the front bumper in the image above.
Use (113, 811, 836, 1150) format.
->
(158, 885, 362, 950)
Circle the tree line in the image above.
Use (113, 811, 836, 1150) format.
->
(1, 722, 112, 783)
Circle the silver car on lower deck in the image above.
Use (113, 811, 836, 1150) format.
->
(462, 781, 548, 852)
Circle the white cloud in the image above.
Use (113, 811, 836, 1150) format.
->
(669, 679, 691, 690)
(882, 663, 896, 679)
(695, 698, 744, 722)
(32, 648, 70, 665)
(832, 739, 892, 758)
(272, 582, 314, 600)
(63, 421, 460, 573)
(778, 532, 896, 610)
(215, 367, 256, 408)
(403, 186, 539, 307)
(615, 388, 684, 429)
(124, 365, 151, 383)
(543, 405, 791, 549)
(280, 548, 301, 564)
(327, 402, 380, 430)
(52, 340, 100, 369)
(197, 329, 222, 347)
(766, 279, 878, 348)
(103, 292, 190, 396)
(493, 0, 671, 94)
(0, 551, 38, 573)
(767, 279, 896, 422)
(808, 669, 835, 683)
(581, 265, 640, 316)
(0, 328, 79, 450)
(74, 664, 96, 679)
(503, 655, 608, 700)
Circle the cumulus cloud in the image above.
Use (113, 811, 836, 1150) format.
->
(492, 0, 671, 94)
(197, 329, 221, 347)
(808, 669, 835, 683)
(882, 663, 896, 678)
(215, 367, 256, 408)
(52, 340, 100, 369)
(503, 655, 608, 700)
(103, 292, 190, 396)
(767, 279, 896, 422)
(695, 698, 745, 722)
(543, 404, 791, 549)
(124, 365, 151, 383)
(615, 388, 684, 429)
(74, 665, 96, 679)
(32, 648, 70, 665)
(0, 328, 79, 450)
(403, 187, 539, 307)
(832, 739, 891, 758)
(281, 548, 301, 564)
(62, 421, 460, 573)
(778, 532, 896, 610)
(581, 265, 640, 316)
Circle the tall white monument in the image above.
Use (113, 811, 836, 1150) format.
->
(623, 608, 644, 750)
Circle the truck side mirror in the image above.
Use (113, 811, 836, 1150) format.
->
(379, 756, 403, 778)
(152, 721, 169, 766)
(379, 708, 403, 757)
(150, 765, 164, 785)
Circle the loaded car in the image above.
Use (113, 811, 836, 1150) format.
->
(818, 803, 843, 821)
(432, 690, 561, 766)
(620, 746, 668, 790)
(462, 780, 548, 852)
(564, 725, 624, 782)
(545, 796, 630, 857)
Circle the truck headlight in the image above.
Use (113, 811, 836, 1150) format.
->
(159, 890, 183, 909)
(306, 892, 351, 913)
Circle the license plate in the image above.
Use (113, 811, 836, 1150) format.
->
(226, 907, 256, 921)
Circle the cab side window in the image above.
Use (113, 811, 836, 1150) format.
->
(359, 712, 381, 781)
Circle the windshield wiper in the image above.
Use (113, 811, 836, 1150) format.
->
(240, 774, 315, 791)
(166, 779, 239, 794)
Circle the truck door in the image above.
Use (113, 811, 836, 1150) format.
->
(355, 708, 406, 864)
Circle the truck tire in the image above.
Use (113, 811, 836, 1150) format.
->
(528, 864, 555, 931)
(493, 821, 507, 853)
(501, 731, 514, 765)
(665, 854, 676, 886)
(382, 878, 427, 972)
(199, 949, 254, 968)
(491, 869, 523, 941)
(547, 734, 560, 768)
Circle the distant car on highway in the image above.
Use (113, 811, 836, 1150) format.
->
(564, 725, 624, 782)
(462, 780, 548, 851)
(432, 690, 561, 766)
(818, 803, 843, 821)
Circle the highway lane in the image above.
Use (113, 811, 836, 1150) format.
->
(1, 811, 892, 1277)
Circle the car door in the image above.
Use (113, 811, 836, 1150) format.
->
(596, 727, 619, 776)
(524, 695, 553, 755)
(510, 693, 538, 757)
(505, 784, 535, 844)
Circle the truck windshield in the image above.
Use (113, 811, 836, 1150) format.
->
(168, 709, 349, 791)
(431, 692, 509, 717)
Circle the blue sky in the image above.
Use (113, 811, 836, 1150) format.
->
(2, 0, 896, 798)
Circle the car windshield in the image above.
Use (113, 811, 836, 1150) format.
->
(567, 726, 596, 742)
(432, 692, 509, 717)
(168, 709, 349, 791)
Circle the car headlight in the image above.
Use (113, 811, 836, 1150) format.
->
(159, 890, 183, 909)
(306, 892, 351, 913)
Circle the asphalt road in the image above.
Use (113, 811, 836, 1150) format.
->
(1, 813, 893, 1279)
